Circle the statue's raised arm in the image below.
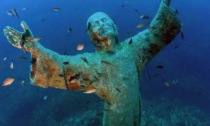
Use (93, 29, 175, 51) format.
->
(126, 0, 181, 66)
(3, 21, 98, 92)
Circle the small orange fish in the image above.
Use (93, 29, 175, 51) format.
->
(77, 44, 84, 51)
(2, 78, 15, 86)
(69, 79, 77, 84)
(84, 87, 96, 94)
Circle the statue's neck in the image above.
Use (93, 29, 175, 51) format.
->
(96, 36, 117, 53)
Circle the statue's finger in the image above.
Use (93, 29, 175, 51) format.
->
(4, 26, 20, 38)
(20, 21, 34, 37)
(3, 32, 22, 49)
(20, 21, 28, 31)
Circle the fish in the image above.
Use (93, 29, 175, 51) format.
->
(175, 9, 179, 15)
(19, 56, 28, 60)
(20, 80, 25, 85)
(31, 37, 42, 42)
(174, 45, 179, 49)
(180, 31, 185, 40)
(94, 76, 99, 81)
(136, 22, 148, 28)
(3, 57, 7, 61)
(67, 28, 72, 33)
(22, 8, 26, 11)
(10, 61, 14, 69)
(87, 22, 91, 31)
(140, 15, 151, 20)
(115, 88, 121, 93)
(153, 73, 160, 77)
(121, 1, 127, 8)
(163, 81, 170, 87)
(128, 38, 132, 45)
(84, 87, 96, 94)
(1, 78, 15, 86)
(80, 57, 88, 63)
(12, 8, 19, 18)
(134, 9, 140, 15)
(172, 79, 179, 85)
(121, 4, 126, 8)
(63, 62, 69, 65)
(58, 74, 64, 77)
(69, 79, 77, 84)
(77, 44, 84, 51)
(51, 8, 61, 12)
(101, 60, 111, 65)
(7, 11, 14, 16)
(156, 65, 164, 69)
(43, 95, 48, 100)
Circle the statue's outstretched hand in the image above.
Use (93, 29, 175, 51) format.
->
(3, 21, 37, 52)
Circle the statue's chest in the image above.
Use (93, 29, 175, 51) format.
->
(94, 55, 137, 84)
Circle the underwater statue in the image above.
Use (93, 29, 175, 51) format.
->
(3, 0, 181, 125)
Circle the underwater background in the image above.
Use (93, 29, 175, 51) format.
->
(0, 0, 210, 125)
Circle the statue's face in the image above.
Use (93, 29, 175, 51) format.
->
(87, 12, 118, 49)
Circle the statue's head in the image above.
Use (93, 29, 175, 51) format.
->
(87, 12, 118, 52)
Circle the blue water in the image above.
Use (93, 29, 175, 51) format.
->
(1, 0, 210, 125)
